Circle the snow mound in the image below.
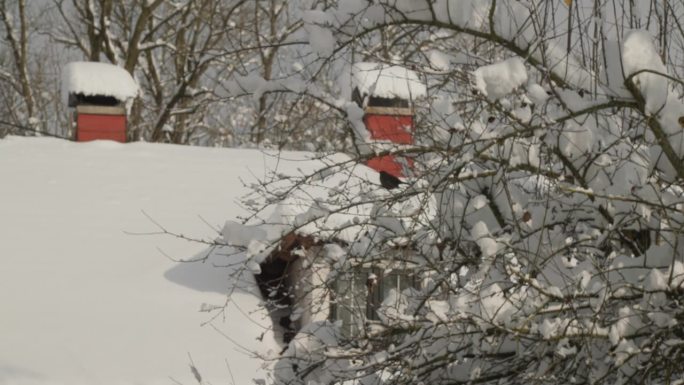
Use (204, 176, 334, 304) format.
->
(62, 61, 139, 104)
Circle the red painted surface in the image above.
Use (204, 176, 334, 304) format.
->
(366, 156, 411, 177)
(364, 114, 414, 177)
(364, 115, 413, 143)
(76, 114, 127, 143)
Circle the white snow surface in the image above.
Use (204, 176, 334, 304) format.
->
(473, 57, 528, 100)
(302, 11, 336, 57)
(0, 137, 291, 385)
(351, 62, 426, 100)
(622, 31, 668, 114)
(244, 153, 380, 249)
(62, 61, 139, 103)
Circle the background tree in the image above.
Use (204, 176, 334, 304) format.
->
(0, 0, 363, 149)
(218, 1, 684, 384)
(0, 0, 65, 137)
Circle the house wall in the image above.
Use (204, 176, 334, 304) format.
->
(287, 246, 331, 331)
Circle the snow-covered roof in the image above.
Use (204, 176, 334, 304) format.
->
(264, 155, 378, 244)
(0, 137, 285, 385)
(62, 61, 139, 104)
(351, 62, 426, 100)
(223, 154, 432, 269)
(0, 135, 428, 385)
(223, 154, 379, 257)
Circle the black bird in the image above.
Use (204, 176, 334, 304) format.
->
(379, 170, 404, 190)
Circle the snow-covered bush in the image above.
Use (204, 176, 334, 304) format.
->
(221, 1, 684, 384)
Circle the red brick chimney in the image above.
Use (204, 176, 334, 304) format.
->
(63, 62, 139, 143)
(351, 63, 425, 177)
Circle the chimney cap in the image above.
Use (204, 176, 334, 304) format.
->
(351, 62, 426, 101)
(62, 62, 139, 106)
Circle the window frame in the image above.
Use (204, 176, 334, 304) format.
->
(330, 264, 420, 337)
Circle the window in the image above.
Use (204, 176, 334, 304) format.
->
(331, 267, 418, 337)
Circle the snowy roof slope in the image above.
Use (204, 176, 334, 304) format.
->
(220, 153, 381, 267)
(223, 154, 432, 267)
(351, 62, 426, 100)
(0, 137, 311, 385)
(261, 155, 379, 244)
(62, 61, 139, 103)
